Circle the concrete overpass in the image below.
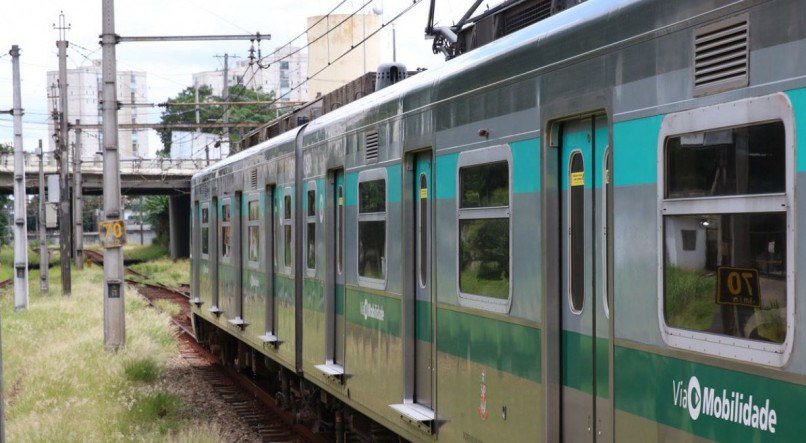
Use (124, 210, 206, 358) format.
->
(0, 153, 201, 195)
(0, 153, 208, 258)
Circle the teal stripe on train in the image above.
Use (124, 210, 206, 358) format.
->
(615, 346, 804, 441)
(511, 137, 541, 193)
(785, 88, 806, 172)
(613, 115, 662, 186)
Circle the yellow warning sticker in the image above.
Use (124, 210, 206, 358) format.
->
(420, 187, 428, 199)
(338, 197, 344, 206)
(571, 171, 584, 187)
(605, 169, 610, 185)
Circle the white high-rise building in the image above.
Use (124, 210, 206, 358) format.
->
(46, 59, 152, 160)
(192, 46, 308, 104)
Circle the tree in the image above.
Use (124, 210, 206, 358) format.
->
(157, 84, 279, 157)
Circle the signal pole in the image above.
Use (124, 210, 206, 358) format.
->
(73, 120, 83, 269)
(102, 0, 125, 351)
(38, 140, 49, 294)
(10, 45, 29, 311)
(56, 16, 72, 296)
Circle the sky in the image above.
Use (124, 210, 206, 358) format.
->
(0, 0, 482, 152)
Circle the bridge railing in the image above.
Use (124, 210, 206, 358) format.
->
(0, 153, 210, 173)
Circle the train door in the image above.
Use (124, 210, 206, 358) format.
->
(210, 196, 220, 314)
(558, 115, 612, 441)
(261, 186, 278, 343)
(322, 169, 346, 374)
(414, 152, 434, 409)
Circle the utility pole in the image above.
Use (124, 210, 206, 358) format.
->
(102, 0, 126, 351)
(38, 140, 49, 294)
(10, 45, 28, 311)
(194, 80, 209, 165)
(56, 13, 71, 296)
(73, 120, 83, 269)
(222, 53, 230, 152)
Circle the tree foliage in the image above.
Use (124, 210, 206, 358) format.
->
(0, 143, 12, 245)
(157, 84, 278, 156)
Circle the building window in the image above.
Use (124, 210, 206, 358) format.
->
(283, 191, 292, 271)
(658, 93, 794, 366)
(306, 183, 316, 272)
(247, 198, 260, 264)
(221, 200, 232, 259)
(456, 145, 512, 313)
(357, 170, 386, 285)
(201, 205, 209, 257)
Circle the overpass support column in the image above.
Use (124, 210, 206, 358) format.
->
(168, 194, 191, 259)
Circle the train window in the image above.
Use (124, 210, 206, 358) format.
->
(603, 148, 612, 318)
(568, 152, 584, 313)
(306, 184, 316, 272)
(664, 213, 786, 344)
(457, 146, 511, 310)
(337, 185, 344, 275)
(357, 169, 387, 285)
(418, 173, 428, 288)
(221, 201, 232, 259)
(658, 94, 794, 366)
(665, 122, 785, 199)
(201, 205, 210, 257)
(247, 199, 260, 264)
(283, 192, 292, 270)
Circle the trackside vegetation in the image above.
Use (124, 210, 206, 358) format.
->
(0, 266, 222, 441)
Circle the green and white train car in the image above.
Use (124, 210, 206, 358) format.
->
(190, 0, 806, 440)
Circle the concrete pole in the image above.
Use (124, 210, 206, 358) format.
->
(38, 140, 49, 294)
(139, 196, 144, 245)
(73, 120, 83, 269)
(57, 39, 71, 296)
(10, 45, 29, 311)
(102, 0, 125, 351)
(222, 53, 229, 152)
(194, 81, 209, 165)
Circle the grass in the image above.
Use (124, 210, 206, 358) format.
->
(154, 299, 182, 317)
(0, 265, 225, 441)
(124, 244, 169, 263)
(130, 258, 190, 288)
(0, 244, 61, 281)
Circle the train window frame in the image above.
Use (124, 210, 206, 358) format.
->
(356, 168, 388, 290)
(246, 194, 261, 269)
(455, 145, 513, 314)
(282, 187, 293, 275)
(656, 93, 795, 367)
(305, 180, 317, 276)
(201, 202, 210, 259)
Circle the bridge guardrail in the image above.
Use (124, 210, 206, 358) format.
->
(0, 153, 209, 174)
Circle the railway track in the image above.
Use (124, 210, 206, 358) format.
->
(83, 249, 322, 443)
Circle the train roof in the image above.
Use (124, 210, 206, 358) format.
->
(302, 0, 647, 143)
(191, 126, 300, 183)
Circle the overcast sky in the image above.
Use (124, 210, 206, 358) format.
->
(0, 0, 480, 151)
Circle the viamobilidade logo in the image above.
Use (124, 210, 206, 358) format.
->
(672, 376, 778, 434)
(360, 299, 384, 321)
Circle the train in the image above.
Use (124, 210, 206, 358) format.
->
(189, 0, 806, 441)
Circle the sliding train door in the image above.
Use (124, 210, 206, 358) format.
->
(323, 169, 346, 371)
(413, 152, 434, 409)
(558, 115, 612, 441)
